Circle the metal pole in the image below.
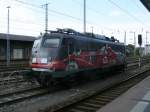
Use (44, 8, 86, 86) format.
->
(146, 31, 148, 45)
(124, 31, 126, 64)
(45, 3, 48, 33)
(42, 3, 49, 33)
(91, 26, 94, 37)
(134, 32, 136, 56)
(139, 45, 141, 68)
(130, 31, 136, 56)
(83, 0, 86, 33)
(124, 31, 126, 45)
(146, 31, 148, 55)
(6, 6, 10, 67)
(91, 26, 93, 33)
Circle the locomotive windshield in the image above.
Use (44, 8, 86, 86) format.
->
(32, 36, 61, 64)
(42, 38, 60, 48)
(33, 39, 41, 48)
(32, 38, 42, 53)
(40, 37, 60, 60)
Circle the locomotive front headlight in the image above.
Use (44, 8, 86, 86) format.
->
(32, 58, 36, 63)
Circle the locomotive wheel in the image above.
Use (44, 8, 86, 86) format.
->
(36, 73, 53, 87)
(65, 61, 79, 71)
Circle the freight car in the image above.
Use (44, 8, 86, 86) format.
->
(29, 28, 126, 86)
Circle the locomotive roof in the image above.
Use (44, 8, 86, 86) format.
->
(0, 33, 36, 41)
(55, 33, 124, 46)
(43, 28, 124, 46)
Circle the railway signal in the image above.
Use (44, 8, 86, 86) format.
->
(138, 34, 142, 68)
(138, 34, 142, 46)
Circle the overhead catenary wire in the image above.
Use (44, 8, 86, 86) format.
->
(71, 0, 150, 32)
(1, 0, 113, 32)
(0, 0, 83, 34)
(107, 0, 150, 29)
(71, 0, 114, 31)
(1, 23, 42, 32)
(12, 0, 113, 31)
(71, 0, 108, 19)
(13, 0, 82, 21)
(4, 0, 147, 35)
(130, 0, 150, 31)
(0, 17, 44, 28)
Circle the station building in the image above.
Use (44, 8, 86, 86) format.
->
(0, 33, 35, 65)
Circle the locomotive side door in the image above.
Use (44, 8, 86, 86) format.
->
(60, 38, 75, 59)
(60, 37, 79, 71)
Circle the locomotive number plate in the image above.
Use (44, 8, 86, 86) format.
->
(41, 58, 47, 64)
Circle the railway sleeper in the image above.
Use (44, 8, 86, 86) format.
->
(81, 102, 101, 108)
(83, 100, 104, 107)
(94, 97, 113, 103)
(90, 99, 109, 105)
(74, 105, 98, 111)
(96, 95, 115, 100)
(96, 94, 118, 100)
(99, 93, 119, 98)
(69, 108, 86, 112)
(111, 85, 133, 90)
(102, 91, 123, 96)
(87, 99, 108, 105)
(107, 89, 127, 93)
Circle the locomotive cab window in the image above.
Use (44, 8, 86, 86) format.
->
(33, 39, 41, 48)
(42, 38, 60, 48)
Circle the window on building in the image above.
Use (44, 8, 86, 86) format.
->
(13, 49, 23, 59)
(0, 47, 5, 59)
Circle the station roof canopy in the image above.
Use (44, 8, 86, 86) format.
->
(140, 0, 150, 11)
(0, 33, 36, 41)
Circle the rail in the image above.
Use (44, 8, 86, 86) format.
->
(54, 65, 150, 112)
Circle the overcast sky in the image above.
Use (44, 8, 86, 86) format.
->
(0, 0, 150, 46)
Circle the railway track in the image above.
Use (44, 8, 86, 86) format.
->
(0, 69, 31, 81)
(0, 66, 30, 72)
(54, 66, 150, 112)
(0, 58, 148, 89)
(0, 69, 31, 86)
(0, 86, 49, 107)
(0, 58, 149, 110)
(0, 77, 25, 86)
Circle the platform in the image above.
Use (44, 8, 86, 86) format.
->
(97, 75, 150, 112)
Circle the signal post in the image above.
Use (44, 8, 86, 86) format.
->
(138, 34, 142, 68)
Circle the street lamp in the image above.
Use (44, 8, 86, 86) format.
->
(6, 6, 10, 66)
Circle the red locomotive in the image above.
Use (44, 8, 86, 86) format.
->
(30, 28, 126, 86)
